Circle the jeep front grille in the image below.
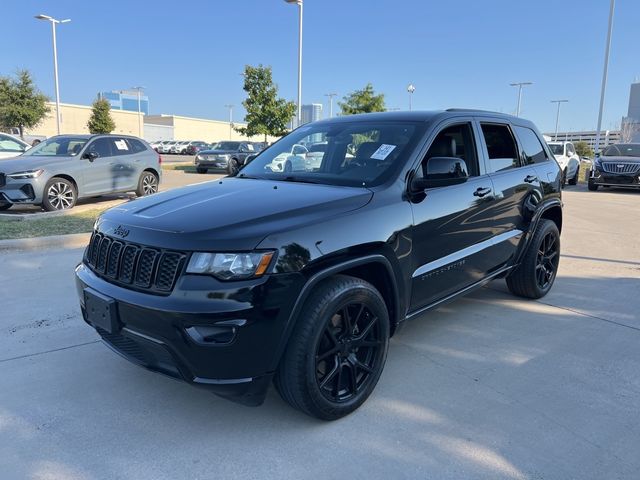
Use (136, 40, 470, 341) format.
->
(85, 232, 187, 294)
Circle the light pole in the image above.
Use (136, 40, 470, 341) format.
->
(35, 14, 70, 135)
(551, 99, 569, 140)
(324, 93, 337, 118)
(407, 83, 415, 111)
(224, 104, 234, 139)
(593, 0, 615, 169)
(131, 86, 145, 138)
(509, 81, 533, 117)
(284, 0, 303, 126)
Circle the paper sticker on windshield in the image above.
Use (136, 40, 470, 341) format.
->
(370, 144, 396, 160)
(114, 140, 129, 150)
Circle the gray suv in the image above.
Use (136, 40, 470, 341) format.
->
(0, 134, 161, 211)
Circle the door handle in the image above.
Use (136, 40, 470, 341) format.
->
(473, 187, 492, 197)
(524, 174, 538, 183)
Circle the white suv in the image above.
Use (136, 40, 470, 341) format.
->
(0, 133, 30, 159)
(548, 141, 580, 186)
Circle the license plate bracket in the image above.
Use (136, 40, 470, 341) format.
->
(84, 288, 119, 334)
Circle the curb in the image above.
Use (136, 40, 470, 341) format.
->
(0, 232, 91, 252)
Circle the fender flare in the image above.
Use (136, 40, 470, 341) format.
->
(514, 197, 562, 265)
(268, 254, 401, 371)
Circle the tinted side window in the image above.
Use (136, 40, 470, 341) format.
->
(422, 123, 479, 177)
(86, 138, 113, 158)
(126, 138, 147, 153)
(514, 126, 548, 165)
(480, 123, 519, 172)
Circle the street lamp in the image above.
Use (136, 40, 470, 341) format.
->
(283, 0, 303, 126)
(509, 81, 533, 117)
(551, 99, 569, 140)
(593, 0, 616, 168)
(324, 93, 337, 118)
(224, 104, 234, 139)
(407, 83, 415, 111)
(35, 14, 71, 135)
(131, 86, 145, 138)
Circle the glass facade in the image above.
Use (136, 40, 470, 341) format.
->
(99, 91, 150, 115)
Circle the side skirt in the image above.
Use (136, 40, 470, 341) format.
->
(404, 264, 515, 321)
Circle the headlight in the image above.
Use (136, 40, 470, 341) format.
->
(186, 251, 275, 280)
(7, 169, 44, 179)
(217, 154, 230, 160)
(195, 154, 203, 161)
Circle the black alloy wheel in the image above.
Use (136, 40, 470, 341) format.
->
(275, 275, 390, 420)
(535, 230, 559, 290)
(506, 218, 560, 299)
(315, 302, 384, 403)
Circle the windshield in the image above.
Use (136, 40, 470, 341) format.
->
(548, 144, 564, 155)
(238, 120, 426, 187)
(215, 141, 240, 151)
(601, 144, 640, 157)
(23, 136, 88, 157)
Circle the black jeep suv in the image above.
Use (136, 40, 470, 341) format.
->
(75, 111, 562, 420)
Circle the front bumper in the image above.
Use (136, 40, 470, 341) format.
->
(75, 262, 305, 405)
(0, 176, 44, 205)
(590, 169, 640, 188)
(195, 157, 229, 169)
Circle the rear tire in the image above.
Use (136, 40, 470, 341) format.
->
(196, 167, 208, 174)
(506, 219, 560, 299)
(588, 178, 599, 191)
(275, 275, 390, 420)
(135, 171, 159, 197)
(42, 177, 77, 211)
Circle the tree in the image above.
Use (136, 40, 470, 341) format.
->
(0, 70, 50, 139)
(574, 141, 593, 158)
(338, 83, 386, 115)
(236, 65, 296, 141)
(620, 118, 640, 143)
(87, 97, 116, 134)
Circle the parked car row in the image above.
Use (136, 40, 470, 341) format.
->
(149, 140, 212, 155)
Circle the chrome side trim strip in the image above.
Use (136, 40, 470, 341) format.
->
(412, 229, 522, 279)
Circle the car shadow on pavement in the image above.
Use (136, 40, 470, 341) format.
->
(2, 275, 640, 479)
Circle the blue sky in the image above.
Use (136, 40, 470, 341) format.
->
(2, 0, 638, 133)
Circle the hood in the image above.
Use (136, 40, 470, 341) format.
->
(0, 155, 74, 173)
(97, 178, 373, 251)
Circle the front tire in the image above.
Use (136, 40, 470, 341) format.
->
(588, 178, 599, 191)
(0, 203, 12, 211)
(227, 158, 239, 176)
(135, 171, 159, 197)
(275, 275, 390, 420)
(196, 167, 208, 174)
(568, 166, 579, 185)
(42, 177, 77, 211)
(506, 219, 560, 299)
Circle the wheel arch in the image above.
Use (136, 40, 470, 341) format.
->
(142, 167, 160, 178)
(270, 254, 402, 371)
(48, 173, 79, 195)
(539, 202, 563, 233)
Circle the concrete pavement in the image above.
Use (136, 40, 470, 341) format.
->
(0, 184, 638, 479)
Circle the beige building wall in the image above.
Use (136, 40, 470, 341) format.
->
(145, 114, 279, 143)
(27, 102, 142, 138)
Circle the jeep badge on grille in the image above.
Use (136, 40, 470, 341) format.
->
(112, 225, 130, 238)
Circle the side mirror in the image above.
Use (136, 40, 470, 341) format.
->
(412, 157, 469, 190)
(83, 151, 99, 161)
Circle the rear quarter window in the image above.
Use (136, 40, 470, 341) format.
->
(513, 126, 549, 165)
